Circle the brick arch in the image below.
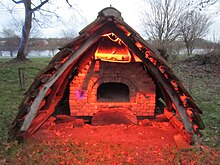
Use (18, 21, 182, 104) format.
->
(88, 76, 137, 103)
(69, 62, 156, 117)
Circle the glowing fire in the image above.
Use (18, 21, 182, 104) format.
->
(102, 32, 124, 45)
(95, 33, 131, 63)
(95, 33, 142, 63)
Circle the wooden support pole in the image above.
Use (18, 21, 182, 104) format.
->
(18, 67, 25, 90)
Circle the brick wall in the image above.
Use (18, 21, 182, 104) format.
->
(69, 59, 156, 117)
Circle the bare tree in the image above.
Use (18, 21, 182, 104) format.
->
(1, 18, 42, 57)
(61, 15, 79, 39)
(1, 29, 20, 57)
(179, 11, 212, 56)
(10, 0, 72, 61)
(141, 0, 185, 60)
(189, 0, 219, 11)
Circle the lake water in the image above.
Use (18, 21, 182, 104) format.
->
(0, 50, 59, 58)
(0, 48, 210, 59)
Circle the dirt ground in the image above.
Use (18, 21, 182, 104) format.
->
(34, 120, 178, 147)
(27, 116, 191, 164)
(3, 113, 219, 165)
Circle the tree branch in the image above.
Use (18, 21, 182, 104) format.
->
(32, 0, 49, 11)
(66, 0, 72, 7)
(11, 0, 23, 4)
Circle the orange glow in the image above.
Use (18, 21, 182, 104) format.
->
(133, 54, 142, 62)
(102, 33, 124, 45)
(159, 66, 165, 73)
(61, 56, 69, 64)
(180, 94, 188, 107)
(148, 57, 157, 65)
(126, 32, 131, 36)
(96, 33, 142, 63)
(171, 103, 181, 118)
(95, 53, 131, 63)
(94, 60, 100, 72)
(163, 73, 169, 79)
(135, 41, 142, 49)
(38, 84, 44, 91)
(186, 108, 193, 122)
(186, 108, 193, 117)
(39, 99, 46, 110)
(171, 80, 178, 91)
(95, 33, 131, 63)
(144, 51, 159, 66)
(117, 24, 131, 36)
(46, 88, 51, 96)
(193, 124, 199, 132)
(145, 51, 151, 58)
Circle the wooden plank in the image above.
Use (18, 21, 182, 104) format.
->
(20, 26, 107, 131)
(25, 64, 73, 136)
(26, 97, 60, 135)
(164, 109, 192, 144)
(115, 20, 203, 116)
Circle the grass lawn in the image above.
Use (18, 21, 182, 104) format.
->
(0, 56, 219, 164)
(170, 54, 220, 149)
(0, 58, 51, 142)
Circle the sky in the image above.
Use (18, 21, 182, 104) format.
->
(0, 0, 219, 40)
(44, 0, 146, 37)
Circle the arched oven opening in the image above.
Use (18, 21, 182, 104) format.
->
(97, 82, 130, 102)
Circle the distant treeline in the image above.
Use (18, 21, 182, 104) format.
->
(0, 37, 219, 56)
(0, 38, 72, 52)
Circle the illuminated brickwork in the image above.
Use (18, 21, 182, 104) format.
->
(69, 59, 156, 117)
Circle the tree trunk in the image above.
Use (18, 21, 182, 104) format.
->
(185, 43, 191, 57)
(186, 46, 190, 57)
(15, 0, 32, 61)
(10, 51, 13, 58)
(186, 44, 193, 57)
(189, 46, 193, 56)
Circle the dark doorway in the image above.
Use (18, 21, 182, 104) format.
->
(97, 82, 130, 102)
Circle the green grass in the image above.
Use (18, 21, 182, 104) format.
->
(2, 140, 220, 165)
(171, 59, 220, 148)
(0, 56, 219, 164)
(0, 58, 51, 156)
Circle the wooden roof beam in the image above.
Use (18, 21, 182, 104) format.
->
(19, 26, 108, 132)
(111, 26, 201, 144)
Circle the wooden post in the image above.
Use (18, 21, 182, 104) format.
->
(18, 67, 25, 90)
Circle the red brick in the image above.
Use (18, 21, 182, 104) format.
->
(69, 62, 156, 117)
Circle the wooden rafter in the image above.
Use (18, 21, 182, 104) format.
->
(111, 25, 201, 143)
(19, 26, 108, 132)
